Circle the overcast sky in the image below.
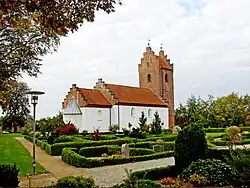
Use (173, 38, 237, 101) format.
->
(19, 0, 250, 119)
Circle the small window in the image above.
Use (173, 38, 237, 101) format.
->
(131, 108, 135, 117)
(147, 62, 150, 67)
(147, 74, 151, 83)
(165, 73, 168, 83)
(97, 110, 102, 116)
(148, 109, 152, 117)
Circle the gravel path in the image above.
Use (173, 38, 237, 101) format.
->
(86, 157, 175, 188)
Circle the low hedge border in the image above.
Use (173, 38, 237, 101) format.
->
(24, 135, 52, 155)
(128, 141, 175, 151)
(204, 127, 250, 133)
(62, 148, 174, 168)
(79, 145, 156, 157)
(210, 139, 250, 146)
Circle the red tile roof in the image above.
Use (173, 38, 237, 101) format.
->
(106, 84, 167, 107)
(79, 88, 112, 108)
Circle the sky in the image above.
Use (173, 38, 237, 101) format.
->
(18, 0, 250, 119)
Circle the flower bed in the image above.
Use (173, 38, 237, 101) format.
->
(61, 147, 174, 168)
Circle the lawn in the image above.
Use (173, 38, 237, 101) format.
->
(0, 133, 47, 176)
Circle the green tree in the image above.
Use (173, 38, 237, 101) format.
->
(138, 111, 147, 131)
(151, 111, 162, 134)
(2, 81, 30, 131)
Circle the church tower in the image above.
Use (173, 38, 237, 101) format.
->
(138, 45, 175, 129)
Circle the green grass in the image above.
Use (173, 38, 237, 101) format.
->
(0, 133, 47, 176)
(206, 132, 225, 137)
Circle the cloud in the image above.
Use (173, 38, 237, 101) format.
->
(20, 0, 250, 119)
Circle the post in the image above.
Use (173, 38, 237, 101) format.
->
(32, 102, 37, 175)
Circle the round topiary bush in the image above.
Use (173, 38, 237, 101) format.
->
(181, 159, 235, 186)
(174, 124, 207, 171)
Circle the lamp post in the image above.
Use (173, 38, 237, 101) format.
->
(25, 91, 45, 175)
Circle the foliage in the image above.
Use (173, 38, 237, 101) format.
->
(54, 135, 75, 144)
(91, 127, 101, 141)
(21, 124, 33, 135)
(172, 125, 181, 134)
(0, 163, 19, 187)
(175, 93, 250, 128)
(2, 81, 30, 130)
(122, 128, 130, 137)
(0, 0, 122, 103)
(174, 124, 207, 171)
(55, 123, 79, 135)
(81, 130, 88, 136)
(226, 148, 250, 185)
(112, 169, 161, 188)
(181, 159, 235, 186)
(159, 176, 186, 187)
(226, 126, 241, 146)
(109, 124, 120, 134)
(188, 174, 207, 187)
(138, 111, 147, 132)
(129, 127, 146, 139)
(37, 112, 64, 136)
(151, 111, 163, 134)
(56, 176, 95, 188)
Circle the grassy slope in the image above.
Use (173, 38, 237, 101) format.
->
(0, 133, 47, 176)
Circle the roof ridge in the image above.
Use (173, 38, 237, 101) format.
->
(106, 83, 150, 90)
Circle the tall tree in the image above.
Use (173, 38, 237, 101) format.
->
(151, 111, 162, 134)
(3, 81, 30, 131)
(0, 0, 122, 109)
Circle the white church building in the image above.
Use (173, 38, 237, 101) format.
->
(62, 47, 175, 132)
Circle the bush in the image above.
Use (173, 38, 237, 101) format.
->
(109, 124, 120, 134)
(0, 163, 19, 187)
(181, 159, 235, 186)
(55, 124, 79, 135)
(129, 128, 146, 139)
(21, 124, 32, 135)
(54, 135, 75, 143)
(79, 146, 121, 157)
(174, 124, 207, 171)
(151, 111, 163, 134)
(56, 176, 95, 188)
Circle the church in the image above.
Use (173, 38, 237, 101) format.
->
(62, 46, 175, 132)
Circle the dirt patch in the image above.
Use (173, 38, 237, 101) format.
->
(19, 173, 57, 188)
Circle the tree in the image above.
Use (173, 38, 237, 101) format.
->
(151, 111, 162, 134)
(3, 81, 30, 131)
(0, 0, 122, 109)
(138, 111, 147, 131)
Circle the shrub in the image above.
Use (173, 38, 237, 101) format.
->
(226, 126, 241, 146)
(188, 174, 207, 187)
(55, 123, 79, 135)
(0, 163, 19, 187)
(129, 127, 146, 139)
(56, 176, 95, 188)
(174, 124, 207, 171)
(109, 124, 120, 134)
(21, 124, 32, 135)
(122, 128, 130, 137)
(138, 111, 147, 132)
(151, 111, 162, 134)
(181, 159, 235, 186)
(91, 127, 100, 141)
(79, 146, 120, 157)
(47, 133, 59, 145)
(54, 135, 75, 143)
(81, 130, 88, 136)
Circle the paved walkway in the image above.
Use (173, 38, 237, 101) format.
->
(17, 137, 175, 188)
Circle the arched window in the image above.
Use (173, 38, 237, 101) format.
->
(165, 73, 168, 83)
(148, 109, 152, 117)
(131, 108, 135, 117)
(147, 74, 151, 83)
(97, 110, 102, 116)
(147, 62, 150, 67)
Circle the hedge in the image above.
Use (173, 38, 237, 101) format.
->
(210, 139, 250, 146)
(132, 165, 177, 180)
(62, 148, 174, 168)
(128, 141, 175, 151)
(204, 127, 250, 133)
(79, 146, 156, 157)
(142, 134, 177, 142)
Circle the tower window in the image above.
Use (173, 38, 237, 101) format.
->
(147, 74, 151, 83)
(165, 73, 168, 83)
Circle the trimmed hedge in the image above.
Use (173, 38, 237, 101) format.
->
(128, 141, 175, 151)
(204, 127, 250, 133)
(62, 148, 174, 168)
(142, 134, 177, 142)
(132, 165, 177, 180)
(210, 139, 250, 146)
(79, 146, 156, 157)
